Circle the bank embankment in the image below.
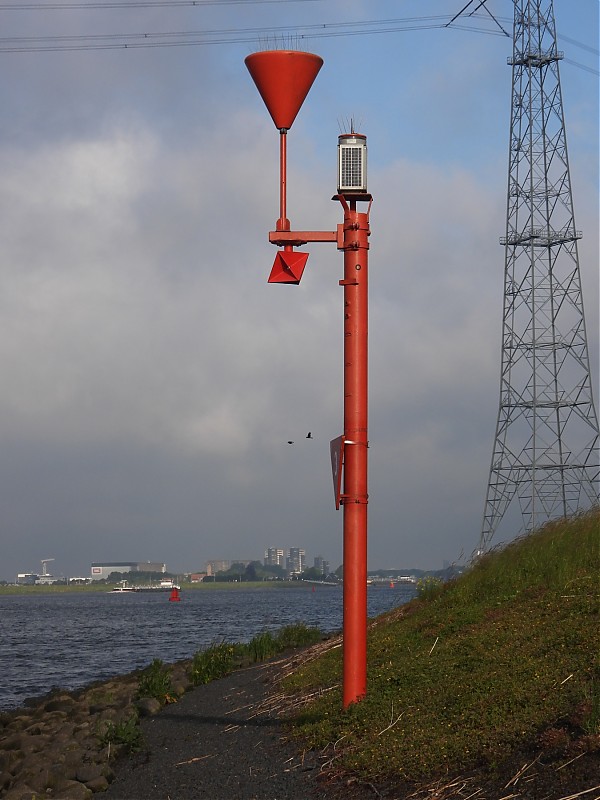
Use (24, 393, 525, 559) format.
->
(0, 660, 193, 800)
(1, 511, 598, 799)
(282, 509, 600, 797)
(0, 626, 323, 800)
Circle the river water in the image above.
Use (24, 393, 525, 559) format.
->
(0, 584, 416, 711)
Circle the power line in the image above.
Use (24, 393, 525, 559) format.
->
(0, 14, 513, 53)
(0, 15, 475, 43)
(559, 33, 599, 57)
(446, 0, 510, 37)
(563, 57, 599, 76)
(0, 5, 595, 74)
(0, 0, 320, 8)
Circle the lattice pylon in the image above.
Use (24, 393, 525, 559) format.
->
(479, 0, 599, 551)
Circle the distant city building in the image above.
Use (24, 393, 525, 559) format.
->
(264, 548, 284, 567)
(205, 560, 253, 575)
(16, 559, 60, 585)
(205, 560, 231, 576)
(313, 556, 330, 575)
(16, 573, 38, 585)
(90, 561, 166, 581)
(35, 574, 57, 585)
(137, 561, 167, 574)
(286, 548, 305, 575)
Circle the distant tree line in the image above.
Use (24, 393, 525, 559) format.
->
(203, 561, 341, 583)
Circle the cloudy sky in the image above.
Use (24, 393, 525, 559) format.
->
(0, 0, 597, 581)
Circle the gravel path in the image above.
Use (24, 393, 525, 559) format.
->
(102, 660, 346, 800)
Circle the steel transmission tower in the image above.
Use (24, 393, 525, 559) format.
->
(480, 0, 599, 550)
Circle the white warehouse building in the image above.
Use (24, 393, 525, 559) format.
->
(90, 561, 167, 581)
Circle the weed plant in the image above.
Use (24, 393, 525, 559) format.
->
(91, 623, 323, 762)
(285, 509, 600, 783)
(248, 631, 279, 662)
(275, 623, 323, 649)
(189, 643, 239, 686)
(188, 623, 322, 686)
(136, 659, 174, 703)
(98, 715, 143, 754)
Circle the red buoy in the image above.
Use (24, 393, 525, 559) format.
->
(169, 587, 181, 602)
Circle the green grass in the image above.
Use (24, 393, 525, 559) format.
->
(98, 714, 144, 754)
(284, 509, 600, 783)
(136, 626, 322, 702)
(189, 642, 241, 685)
(188, 623, 322, 686)
(136, 658, 175, 703)
(0, 583, 106, 594)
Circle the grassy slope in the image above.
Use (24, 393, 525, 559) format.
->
(284, 509, 599, 785)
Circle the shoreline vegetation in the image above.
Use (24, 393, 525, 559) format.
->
(1, 508, 598, 799)
(0, 580, 341, 595)
(0, 624, 325, 799)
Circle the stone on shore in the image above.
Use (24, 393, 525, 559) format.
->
(0, 657, 195, 798)
(135, 697, 162, 717)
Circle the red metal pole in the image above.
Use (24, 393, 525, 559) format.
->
(277, 130, 290, 233)
(245, 50, 373, 708)
(339, 197, 370, 708)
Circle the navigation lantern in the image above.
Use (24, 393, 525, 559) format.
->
(337, 133, 368, 194)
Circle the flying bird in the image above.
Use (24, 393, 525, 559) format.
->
(286, 433, 312, 444)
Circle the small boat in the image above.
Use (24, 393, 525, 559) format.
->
(110, 579, 181, 594)
(109, 583, 137, 593)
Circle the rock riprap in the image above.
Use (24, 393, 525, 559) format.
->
(0, 663, 193, 800)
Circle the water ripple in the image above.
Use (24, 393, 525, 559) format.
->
(0, 585, 415, 710)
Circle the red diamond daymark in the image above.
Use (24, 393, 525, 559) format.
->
(268, 250, 309, 284)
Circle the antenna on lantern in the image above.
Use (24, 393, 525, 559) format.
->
(245, 49, 323, 284)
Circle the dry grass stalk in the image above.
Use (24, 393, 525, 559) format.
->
(252, 680, 340, 720)
(504, 756, 540, 788)
(174, 754, 215, 766)
(555, 752, 585, 771)
(429, 636, 440, 656)
(368, 604, 411, 629)
(406, 774, 482, 799)
(377, 702, 405, 736)
(555, 787, 600, 800)
(275, 634, 344, 682)
(559, 673, 574, 686)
